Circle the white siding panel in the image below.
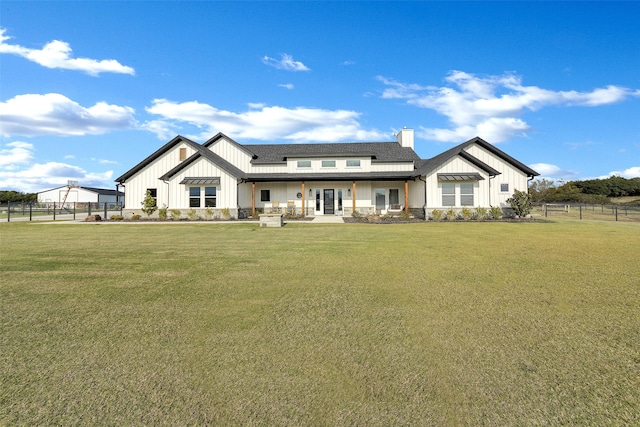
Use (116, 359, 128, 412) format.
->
(464, 144, 530, 206)
(209, 138, 252, 170)
(124, 141, 198, 209)
(166, 157, 237, 209)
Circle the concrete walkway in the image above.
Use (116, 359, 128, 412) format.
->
(311, 215, 344, 223)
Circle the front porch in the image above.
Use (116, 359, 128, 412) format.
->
(242, 179, 414, 218)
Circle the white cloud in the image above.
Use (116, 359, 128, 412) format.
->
(378, 71, 640, 143)
(262, 53, 310, 72)
(144, 99, 384, 142)
(606, 166, 640, 179)
(0, 162, 114, 193)
(0, 141, 113, 192)
(0, 93, 136, 137)
(0, 141, 35, 168)
(279, 83, 295, 90)
(529, 163, 580, 182)
(0, 28, 134, 76)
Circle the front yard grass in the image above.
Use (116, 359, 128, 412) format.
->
(1, 221, 639, 425)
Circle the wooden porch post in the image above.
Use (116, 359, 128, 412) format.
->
(301, 182, 305, 217)
(352, 181, 357, 214)
(251, 182, 256, 218)
(404, 180, 409, 215)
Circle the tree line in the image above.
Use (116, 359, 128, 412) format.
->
(0, 191, 38, 203)
(529, 176, 640, 204)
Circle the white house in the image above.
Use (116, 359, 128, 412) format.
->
(115, 128, 538, 219)
(38, 183, 124, 206)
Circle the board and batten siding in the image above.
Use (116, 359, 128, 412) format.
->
(463, 144, 530, 206)
(286, 157, 373, 173)
(167, 157, 238, 209)
(424, 156, 491, 208)
(208, 138, 253, 171)
(123, 142, 197, 209)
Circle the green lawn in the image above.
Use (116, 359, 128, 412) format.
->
(1, 220, 639, 426)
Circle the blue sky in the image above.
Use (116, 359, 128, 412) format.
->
(1, 1, 639, 192)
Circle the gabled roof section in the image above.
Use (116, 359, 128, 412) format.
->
(417, 136, 539, 177)
(244, 142, 420, 164)
(159, 145, 245, 181)
(115, 135, 201, 183)
(202, 132, 257, 158)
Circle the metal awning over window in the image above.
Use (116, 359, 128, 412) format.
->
(437, 173, 484, 181)
(180, 177, 220, 185)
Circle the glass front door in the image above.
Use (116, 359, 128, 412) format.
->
(323, 189, 334, 214)
(375, 189, 385, 211)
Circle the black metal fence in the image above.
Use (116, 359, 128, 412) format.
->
(533, 203, 640, 222)
(1, 202, 123, 222)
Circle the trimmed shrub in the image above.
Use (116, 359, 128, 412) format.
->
(158, 208, 167, 220)
(474, 207, 488, 221)
(430, 209, 443, 221)
(489, 206, 502, 220)
(460, 207, 473, 221)
(507, 189, 533, 218)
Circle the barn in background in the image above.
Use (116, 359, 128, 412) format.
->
(37, 181, 124, 207)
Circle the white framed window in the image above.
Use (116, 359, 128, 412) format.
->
(500, 183, 509, 192)
(189, 186, 217, 208)
(204, 187, 216, 207)
(321, 160, 336, 168)
(346, 159, 360, 167)
(460, 183, 474, 206)
(297, 160, 311, 168)
(442, 183, 455, 206)
(189, 187, 200, 207)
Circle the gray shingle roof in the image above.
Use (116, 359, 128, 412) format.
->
(416, 137, 538, 177)
(115, 135, 202, 183)
(244, 142, 421, 164)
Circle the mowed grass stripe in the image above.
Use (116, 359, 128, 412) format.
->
(1, 221, 639, 425)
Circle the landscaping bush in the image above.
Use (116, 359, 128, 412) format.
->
(430, 209, 443, 221)
(445, 208, 458, 221)
(474, 207, 488, 220)
(489, 205, 502, 220)
(140, 190, 157, 217)
(460, 207, 473, 221)
(507, 189, 533, 218)
(187, 209, 200, 220)
(170, 209, 182, 220)
(110, 214, 124, 221)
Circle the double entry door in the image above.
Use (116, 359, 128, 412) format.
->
(315, 188, 343, 215)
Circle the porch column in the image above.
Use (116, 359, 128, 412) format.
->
(404, 180, 409, 215)
(301, 182, 305, 217)
(352, 181, 357, 214)
(251, 182, 256, 218)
